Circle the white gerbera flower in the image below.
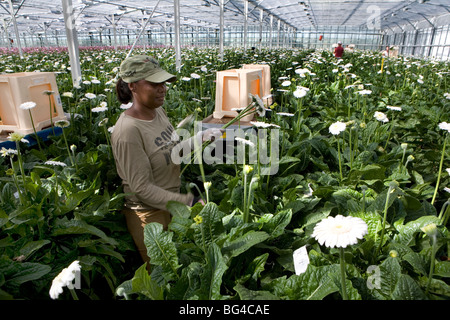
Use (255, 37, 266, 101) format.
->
(19, 101, 37, 110)
(249, 93, 266, 117)
(243, 164, 253, 175)
(204, 181, 212, 190)
(293, 87, 308, 98)
(281, 80, 291, 87)
(0, 147, 17, 157)
(277, 112, 295, 117)
(43, 90, 55, 96)
(91, 106, 108, 113)
(444, 93, 450, 100)
(329, 121, 347, 135)
(85, 93, 96, 99)
(235, 137, 255, 147)
(45, 160, 67, 167)
(190, 73, 201, 79)
(438, 122, 450, 133)
(357, 89, 372, 95)
(55, 120, 70, 128)
(8, 132, 25, 142)
(387, 106, 402, 111)
(295, 68, 311, 77)
(312, 215, 368, 248)
(49, 260, 81, 300)
(374, 111, 389, 123)
(250, 121, 280, 128)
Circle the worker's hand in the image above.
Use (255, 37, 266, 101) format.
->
(201, 128, 224, 143)
(190, 195, 205, 206)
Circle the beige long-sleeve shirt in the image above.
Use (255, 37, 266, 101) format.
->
(111, 107, 194, 211)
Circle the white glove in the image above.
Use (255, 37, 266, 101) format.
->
(200, 128, 224, 143)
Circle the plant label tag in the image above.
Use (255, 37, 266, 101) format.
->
(293, 245, 309, 275)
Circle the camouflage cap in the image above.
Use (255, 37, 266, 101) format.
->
(119, 55, 176, 84)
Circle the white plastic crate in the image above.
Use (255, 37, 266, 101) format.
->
(213, 68, 263, 122)
(0, 72, 65, 135)
(242, 64, 272, 106)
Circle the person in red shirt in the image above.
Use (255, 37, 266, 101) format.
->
(334, 41, 344, 58)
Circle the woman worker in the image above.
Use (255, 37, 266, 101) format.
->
(112, 55, 221, 263)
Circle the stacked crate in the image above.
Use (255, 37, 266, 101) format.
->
(0, 72, 66, 135)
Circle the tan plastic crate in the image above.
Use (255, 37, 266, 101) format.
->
(242, 64, 272, 106)
(0, 72, 65, 135)
(213, 68, 263, 122)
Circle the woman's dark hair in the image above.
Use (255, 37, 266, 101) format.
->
(116, 78, 133, 104)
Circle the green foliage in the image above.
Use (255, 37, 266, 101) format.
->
(1, 46, 449, 300)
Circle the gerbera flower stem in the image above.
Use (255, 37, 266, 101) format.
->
(242, 165, 253, 223)
(422, 224, 439, 295)
(337, 137, 343, 182)
(27, 109, 43, 153)
(339, 247, 348, 300)
(61, 129, 75, 166)
(296, 99, 303, 134)
(431, 135, 447, 205)
(46, 94, 56, 135)
(8, 157, 26, 206)
(376, 181, 398, 259)
(384, 114, 395, 151)
(243, 171, 248, 222)
(15, 141, 27, 191)
(69, 288, 79, 300)
(438, 200, 450, 225)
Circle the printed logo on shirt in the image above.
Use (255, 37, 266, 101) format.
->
(154, 125, 174, 147)
(154, 124, 176, 166)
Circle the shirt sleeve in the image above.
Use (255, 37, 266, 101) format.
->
(113, 138, 194, 211)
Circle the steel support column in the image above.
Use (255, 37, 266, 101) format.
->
(61, 0, 82, 87)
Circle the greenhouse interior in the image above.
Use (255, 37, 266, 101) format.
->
(0, 0, 449, 304)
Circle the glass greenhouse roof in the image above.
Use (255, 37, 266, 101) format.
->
(0, 0, 449, 36)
